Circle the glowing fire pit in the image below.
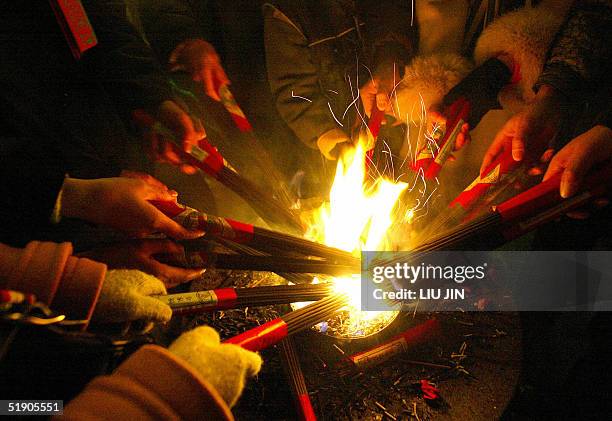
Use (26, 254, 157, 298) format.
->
(294, 139, 411, 338)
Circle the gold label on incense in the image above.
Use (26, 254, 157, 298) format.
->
(463, 163, 501, 192)
(175, 208, 201, 231)
(351, 337, 406, 367)
(159, 291, 218, 307)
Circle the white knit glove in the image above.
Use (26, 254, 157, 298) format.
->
(169, 326, 262, 407)
(92, 269, 172, 323)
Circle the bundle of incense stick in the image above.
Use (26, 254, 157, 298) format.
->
(156, 283, 334, 315)
(214, 236, 314, 285)
(279, 337, 317, 421)
(216, 84, 296, 211)
(166, 247, 359, 276)
(168, 76, 297, 211)
(347, 319, 441, 369)
(151, 199, 358, 265)
(224, 294, 349, 352)
(413, 57, 514, 179)
(132, 110, 302, 232)
(413, 151, 523, 244)
(405, 164, 612, 255)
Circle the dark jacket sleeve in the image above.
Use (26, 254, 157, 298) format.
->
(361, 0, 414, 74)
(135, 0, 205, 64)
(80, 0, 173, 112)
(0, 134, 66, 247)
(535, 0, 612, 101)
(263, 4, 341, 148)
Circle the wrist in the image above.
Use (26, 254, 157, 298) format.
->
(60, 178, 95, 221)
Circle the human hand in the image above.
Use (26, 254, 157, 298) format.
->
(80, 239, 205, 288)
(148, 100, 207, 174)
(360, 64, 400, 118)
(428, 103, 471, 151)
(169, 39, 229, 101)
(543, 125, 612, 199)
(92, 269, 172, 324)
(481, 85, 568, 175)
(316, 129, 352, 160)
(169, 326, 262, 408)
(61, 176, 204, 240)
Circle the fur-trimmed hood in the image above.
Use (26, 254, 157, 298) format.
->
(474, 6, 566, 110)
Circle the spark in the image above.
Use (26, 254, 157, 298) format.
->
(291, 91, 312, 102)
(327, 102, 344, 127)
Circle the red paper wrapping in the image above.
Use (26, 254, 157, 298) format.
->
(150, 200, 254, 243)
(450, 151, 519, 211)
(413, 97, 470, 179)
(348, 319, 441, 368)
(223, 318, 289, 351)
(49, 0, 98, 60)
(132, 110, 224, 177)
(297, 394, 317, 421)
(218, 85, 253, 132)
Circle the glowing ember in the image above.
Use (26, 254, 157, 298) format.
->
(299, 140, 408, 338)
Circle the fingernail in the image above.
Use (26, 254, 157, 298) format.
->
(560, 177, 569, 199)
(168, 190, 178, 196)
(513, 150, 524, 161)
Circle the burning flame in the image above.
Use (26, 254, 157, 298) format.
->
(304, 139, 408, 337)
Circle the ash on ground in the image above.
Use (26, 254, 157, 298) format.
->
(170, 269, 521, 420)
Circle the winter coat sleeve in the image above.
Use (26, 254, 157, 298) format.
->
(80, 0, 173, 113)
(135, 0, 206, 64)
(263, 4, 342, 148)
(0, 241, 106, 323)
(60, 345, 233, 421)
(535, 0, 612, 101)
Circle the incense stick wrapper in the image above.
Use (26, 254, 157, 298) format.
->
(132, 109, 225, 178)
(155, 289, 237, 312)
(151, 200, 357, 265)
(157, 284, 334, 315)
(347, 319, 441, 369)
(224, 294, 348, 351)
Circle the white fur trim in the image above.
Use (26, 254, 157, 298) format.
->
(416, 0, 469, 55)
(474, 6, 566, 110)
(394, 54, 473, 123)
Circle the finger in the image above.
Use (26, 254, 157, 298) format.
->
(121, 171, 170, 191)
(153, 211, 205, 240)
(481, 133, 507, 175)
(559, 152, 596, 198)
(169, 63, 187, 73)
(213, 65, 230, 87)
(540, 148, 555, 163)
(192, 117, 207, 140)
(144, 239, 185, 255)
(204, 67, 221, 101)
(566, 211, 590, 220)
(560, 169, 581, 199)
(455, 133, 467, 150)
(144, 183, 177, 203)
(376, 93, 389, 112)
(528, 166, 544, 176)
(180, 164, 198, 175)
(147, 259, 206, 287)
(511, 136, 525, 162)
(163, 143, 184, 165)
(594, 198, 610, 209)
(542, 155, 565, 182)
